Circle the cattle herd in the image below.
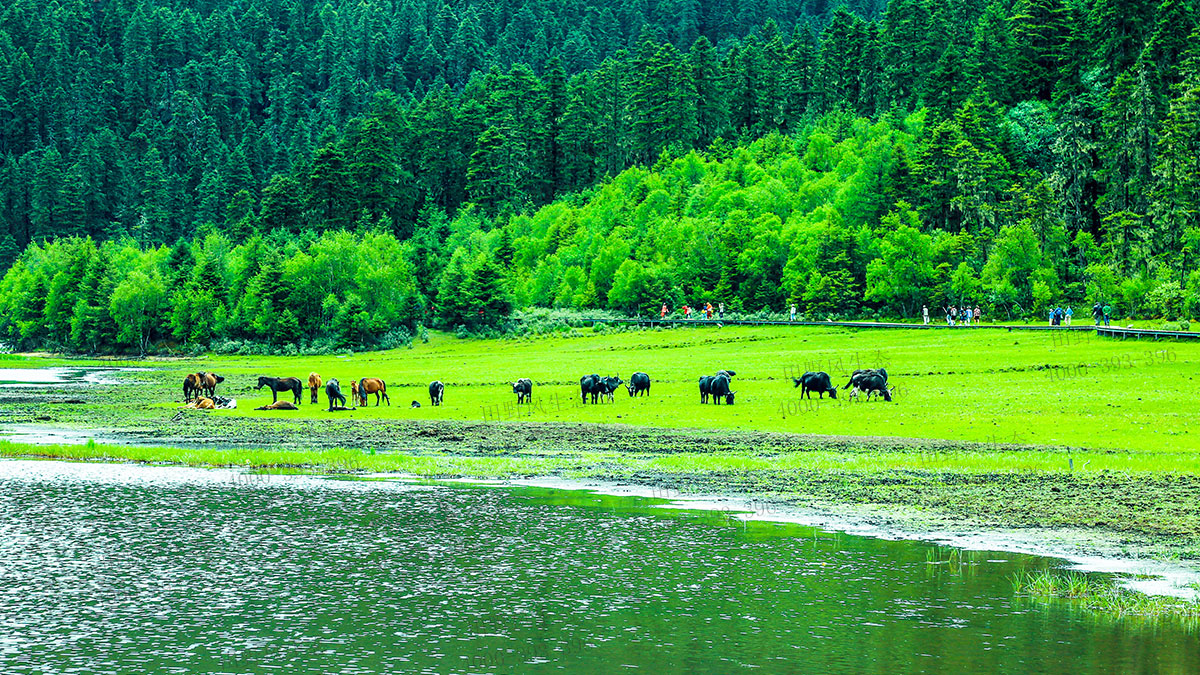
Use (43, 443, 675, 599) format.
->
(181, 366, 895, 412)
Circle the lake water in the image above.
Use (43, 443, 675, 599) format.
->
(0, 367, 147, 388)
(1, 460, 1196, 674)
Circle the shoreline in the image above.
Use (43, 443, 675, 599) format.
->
(4, 421, 1200, 602)
(484, 476, 1200, 601)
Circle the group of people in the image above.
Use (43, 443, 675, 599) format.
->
(923, 304, 981, 326)
(1049, 306, 1074, 326)
(664, 302, 724, 320)
(1092, 302, 1113, 326)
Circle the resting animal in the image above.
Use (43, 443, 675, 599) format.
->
(255, 401, 299, 411)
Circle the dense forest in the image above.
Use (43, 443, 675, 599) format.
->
(1, 0, 1198, 352)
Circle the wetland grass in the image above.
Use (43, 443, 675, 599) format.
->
(1012, 569, 1200, 623)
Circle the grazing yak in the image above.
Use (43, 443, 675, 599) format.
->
(844, 368, 893, 402)
(512, 378, 533, 404)
(709, 373, 735, 405)
(600, 376, 623, 402)
(698, 375, 714, 403)
(793, 371, 837, 399)
(580, 374, 602, 404)
(429, 380, 444, 406)
(626, 372, 651, 397)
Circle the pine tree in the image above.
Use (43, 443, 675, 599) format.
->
(31, 147, 66, 241)
(1150, 49, 1200, 279)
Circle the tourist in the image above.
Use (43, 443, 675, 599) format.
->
(962, 305, 971, 326)
(922, 304, 929, 325)
(950, 305, 958, 326)
(790, 304, 796, 322)
(1103, 303, 1112, 326)
(1092, 302, 1103, 326)
(973, 306, 981, 325)
(661, 303, 668, 319)
(705, 302, 713, 319)
(1065, 306, 1073, 326)
(718, 302, 724, 319)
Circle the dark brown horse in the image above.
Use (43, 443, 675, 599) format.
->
(183, 373, 202, 402)
(257, 376, 303, 404)
(355, 378, 390, 407)
(308, 372, 323, 404)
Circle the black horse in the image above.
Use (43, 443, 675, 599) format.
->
(325, 378, 353, 411)
(257, 376, 303, 404)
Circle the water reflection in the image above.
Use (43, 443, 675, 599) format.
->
(1, 460, 1196, 674)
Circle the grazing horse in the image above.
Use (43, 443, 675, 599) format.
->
(199, 372, 224, 398)
(256, 376, 303, 404)
(325, 378, 352, 411)
(356, 378, 390, 407)
(308, 372, 323, 404)
(183, 373, 202, 402)
(429, 380, 444, 406)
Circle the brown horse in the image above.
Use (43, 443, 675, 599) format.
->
(355, 378, 390, 407)
(308, 372, 323, 404)
(255, 400, 299, 411)
(199, 372, 224, 398)
(183, 373, 202, 402)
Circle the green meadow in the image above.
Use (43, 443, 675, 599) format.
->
(124, 324, 1198, 456)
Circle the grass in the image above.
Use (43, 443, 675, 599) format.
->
(6, 323, 1195, 454)
(1012, 569, 1200, 622)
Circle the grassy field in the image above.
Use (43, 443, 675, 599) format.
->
(34, 323, 1191, 455)
(5, 323, 1200, 564)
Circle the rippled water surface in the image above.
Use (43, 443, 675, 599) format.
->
(1, 460, 1196, 674)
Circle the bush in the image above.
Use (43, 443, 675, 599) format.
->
(377, 327, 413, 350)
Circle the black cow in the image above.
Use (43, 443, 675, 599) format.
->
(600, 376, 623, 402)
(429, 380, 444, 406)
(710, 373, 735, 405)
(325, 378, 351, 411)
(847, 372, 893, 402)
(580, 374, 602, 404)
(512, 378, 533, 404)
(699, 375, 714, 403)
(793, 371, 837, 399)
(627, 372, 651, 397)
(844, 368, 888, 390)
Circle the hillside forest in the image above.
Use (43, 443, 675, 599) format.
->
(0, 0, 1198, 352)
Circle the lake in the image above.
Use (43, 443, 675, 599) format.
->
(1, 460, 1195, 674)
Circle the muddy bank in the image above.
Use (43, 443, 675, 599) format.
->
(5, 412, 1200, 564)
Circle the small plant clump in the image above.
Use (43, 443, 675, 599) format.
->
(1012, 569, 1200, 622)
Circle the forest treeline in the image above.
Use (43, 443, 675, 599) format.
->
(1, 0, 1199, 352)
(0, 0, 887, 256)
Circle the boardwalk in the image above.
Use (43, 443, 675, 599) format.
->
(565, 317, 1200, 340)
